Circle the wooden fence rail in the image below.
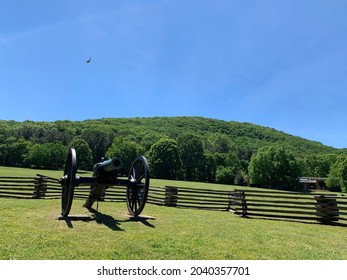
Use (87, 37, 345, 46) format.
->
(231, 189, 347, 225)
(1, 175, 347, 225)
(148, 185, 233, 211)
(0, 175, 127, 201)
(148, 185, 347, 225)
(0, 176, 45, 199)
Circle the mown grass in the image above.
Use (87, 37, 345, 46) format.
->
(1, 166, 347, 260)
(0, 166, 65, 178)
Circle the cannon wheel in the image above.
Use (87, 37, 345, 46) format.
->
(61, 148, 77, 217)
(127, 156, 150, 217)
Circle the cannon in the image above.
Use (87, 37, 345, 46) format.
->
(59, 148, 150, 217)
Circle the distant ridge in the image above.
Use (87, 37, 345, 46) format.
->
(86, 116, 338, 154)
(0, 116, 337, 156)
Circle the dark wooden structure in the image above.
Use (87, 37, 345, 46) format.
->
(231, 189, 347, 224)
(1, 176, 347, 225)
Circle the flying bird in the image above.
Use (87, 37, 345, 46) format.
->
(86, 57, 91, 63)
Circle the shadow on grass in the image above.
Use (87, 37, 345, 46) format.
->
(58, 208, 156, 230)
(121, 215, 156, 228)
(88, 208, 123, 231)
(58, 215, 94, 229)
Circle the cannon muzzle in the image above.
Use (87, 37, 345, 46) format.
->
(93, 157, 122, 176)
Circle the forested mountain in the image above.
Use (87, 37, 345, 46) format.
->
(1, 117, 346, 191)
(2, 117, 335, 149)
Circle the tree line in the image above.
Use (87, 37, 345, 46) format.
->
(0, 118, 346, 192)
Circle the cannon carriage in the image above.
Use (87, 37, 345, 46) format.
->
(59, 148, 150, 217)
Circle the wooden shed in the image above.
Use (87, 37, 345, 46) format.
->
(299, 177, 327, 190)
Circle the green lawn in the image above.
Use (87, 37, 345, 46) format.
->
(0, 166, 65, 178)
(1, 166, 347, 260)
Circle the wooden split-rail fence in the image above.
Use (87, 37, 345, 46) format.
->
(0, 175, 126, 202)
(229, 189, 347, 225)
(1, 175, 347, 225)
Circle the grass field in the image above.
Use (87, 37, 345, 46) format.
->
(1, 166, 347, 260)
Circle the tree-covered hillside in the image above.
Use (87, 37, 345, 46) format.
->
(0, 116, 337, 164)
(91, 116, 337, 155)
(1, 117, 346, 191)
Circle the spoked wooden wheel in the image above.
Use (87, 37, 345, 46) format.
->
(127, 156, 150, 217)
(60, 148, 77, 217)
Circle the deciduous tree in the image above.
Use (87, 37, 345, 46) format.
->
(149, 138, 180, 179)
(69, 138, 93, 170)
(177, 134, 205, 181)
(248, 145, 301, 188)
(105, 137, 144, 175)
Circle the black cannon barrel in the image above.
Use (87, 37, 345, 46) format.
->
(93, 158, 122, 176)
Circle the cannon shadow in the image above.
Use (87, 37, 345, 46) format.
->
(87, 208, 124, 231)
(58, 208, 155, 230)
(121, 215, 156, 228)
(58, 215, 94, 229)
(87, 208, 156, 230)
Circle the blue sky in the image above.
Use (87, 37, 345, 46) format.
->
(1, 0, 347, 148)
